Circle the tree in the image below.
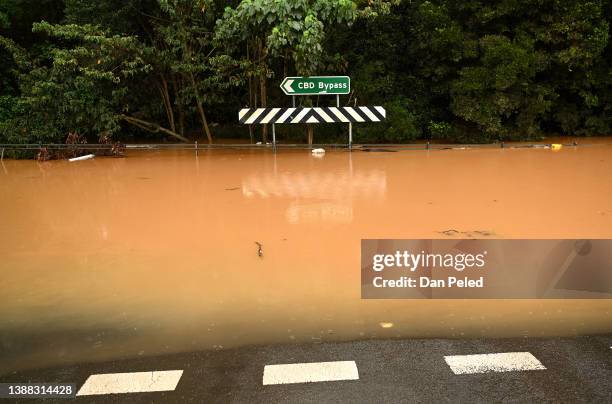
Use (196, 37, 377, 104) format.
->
(2, 21, 154, 143)
(155, 0, 227, 144)
(215, 0, 358, 144)
(421, 0, 609, 140)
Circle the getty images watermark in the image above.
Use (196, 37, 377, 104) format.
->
(361, 239, 612, 299)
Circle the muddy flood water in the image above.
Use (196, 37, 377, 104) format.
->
(1, 140, 612, 375)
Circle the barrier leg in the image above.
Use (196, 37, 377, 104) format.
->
(272, 123, 276, 153)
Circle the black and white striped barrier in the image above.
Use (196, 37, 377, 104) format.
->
(239, 106, 385, 125)
(238, 106, 386, 151)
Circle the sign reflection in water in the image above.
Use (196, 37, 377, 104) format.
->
(241, 159, 386, 224)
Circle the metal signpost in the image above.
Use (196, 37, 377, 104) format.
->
(280, 76, 352, 150)
(239, 76, 384, 151)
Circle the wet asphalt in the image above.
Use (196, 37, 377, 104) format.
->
(2, 335, 611, 403)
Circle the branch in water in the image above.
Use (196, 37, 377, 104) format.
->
(120, 115, 190, 143)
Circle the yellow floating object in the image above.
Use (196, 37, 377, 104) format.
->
(551, 144, 563, 151)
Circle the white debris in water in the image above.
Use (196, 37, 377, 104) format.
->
(69, 154, 95, 162)
(256, 142, 262, 145)
(311, 148, 326, 154)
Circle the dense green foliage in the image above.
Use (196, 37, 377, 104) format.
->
(0, 0, 610, 146)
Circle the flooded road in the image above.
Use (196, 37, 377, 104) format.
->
(1, 141, 612, 375)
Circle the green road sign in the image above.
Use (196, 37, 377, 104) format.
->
(280, 76, 350, 96)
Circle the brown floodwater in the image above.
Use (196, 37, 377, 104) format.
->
(1, 139, 612, 375)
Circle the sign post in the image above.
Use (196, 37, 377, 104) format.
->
(280, 76, 352, 150)
(242, 76, 384, 151)
(272, 123, 276, 152)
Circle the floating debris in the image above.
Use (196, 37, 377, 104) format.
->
(361, 148, 398, 152)
(69, 154, 95, 162)
(438, 229, 496, 237)
(379, 322, 394, 329)
(255, 241, 263, 257)
(472, 230, 494, 236)
(225, 187, 240, 191)
(311, 148, 326, 155)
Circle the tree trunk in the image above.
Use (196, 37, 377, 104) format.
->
(259, 39, 268, 144)
(247, 43, 255, 144)
(173, 74, 185, 136)
(121, 115, 189, 143)
(158, 74, 176, 133)
(260, 73, 268, 143)
(189, 72, 213, 144)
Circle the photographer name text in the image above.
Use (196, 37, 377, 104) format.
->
(371, 250, 487, 289)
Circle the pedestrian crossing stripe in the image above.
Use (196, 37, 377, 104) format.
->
(238, 106, 386, 124)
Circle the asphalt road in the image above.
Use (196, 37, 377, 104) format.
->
(2, 335, 611, 403)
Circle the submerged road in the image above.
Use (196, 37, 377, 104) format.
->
(2, 335, 611, 403)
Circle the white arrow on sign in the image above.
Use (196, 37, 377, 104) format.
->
(282, 79, 294, 94)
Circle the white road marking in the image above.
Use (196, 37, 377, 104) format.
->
(263, 361, 359, 385)
(444, 352, 546, 375)
(76, 370, 183, 396)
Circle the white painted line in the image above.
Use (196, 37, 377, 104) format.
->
(345, 107, 365, 122)
(328, 107, 351, 122)
(76, 370, 183, 396)
(260, 107, 282, 124)
(313, 107, 334, 123)
(263, 361, 359, 385)
(359, 106, 380, 122)
(244, 108, 265, 124)
(444, 352, 546, 375)
(290, 108, 311, 124)
(276, 107, 296, 123)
